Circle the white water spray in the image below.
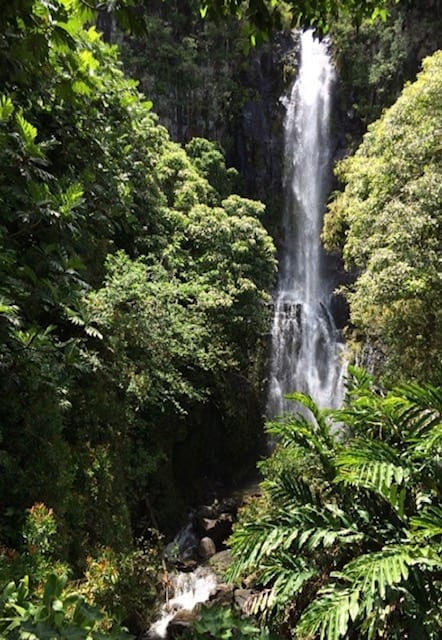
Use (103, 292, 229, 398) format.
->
(266, 30, 345, 416)
(148, 566, 218, 638)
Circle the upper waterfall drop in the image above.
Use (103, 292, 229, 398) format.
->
(266, 30, 346, 417)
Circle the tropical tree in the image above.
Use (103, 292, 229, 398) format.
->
(227, 368, 442, 639)
(0, 0, 276, 571)
(323, 49, 442, 384)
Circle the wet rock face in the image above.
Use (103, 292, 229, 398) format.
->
(166, 495, 243, 569)
(197, 513, 234, 548)
(231, 32, 298, 205)
(167, 608, 199, 639)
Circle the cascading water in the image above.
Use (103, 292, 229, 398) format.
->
(266, 30, 345, 416)
(148, 566, 218, 638)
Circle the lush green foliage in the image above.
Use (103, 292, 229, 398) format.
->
(0, 573, 132, 639)
(323, 50, 442, 383)
(330, 0, 442, 128)
(184, 603, 279, 640)
(227, 369, 442, 639)
(120, 3, 248, 146)
(196, 0, 400, 43)
(0, 0, 276, 631)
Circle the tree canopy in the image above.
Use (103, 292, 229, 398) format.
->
(196, 0, 401, 41)
(0, 0, 275, 588)
(323, 49, 442, 383)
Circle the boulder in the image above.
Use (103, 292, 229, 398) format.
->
(208, 582, 235, 606)
(208, 549, 231, 574)
(197, 513, 233, 547)
(233, 588, 256, 613)
(174, 558, 198, 573)
(198, 536, 216, 561)
(167, 608, 199, 639)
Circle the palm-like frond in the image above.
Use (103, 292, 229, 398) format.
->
(266, 398, 336, 478)
(297, 545, 442, 640)
(226, 515, 299, 582)
(393, 382, 442, 440)
(249, 554, 318, 618)
(283, 391, 335, 449)
(409, 422, 442, 454)
(344, 366, 375, 396)
(265, 414, 330, 457)
(287, 503, 363, 550)
(410, 506, 442, 540)
(227, 502, 363, 586)
(261, 475, 316, 507)
(336, 439, 410, 515)
(227, 376, 442, 638)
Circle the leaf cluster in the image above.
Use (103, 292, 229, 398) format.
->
(197, 0, 399, 45)
(0, 0, 276, 593)
(0, 573, 132, 639)
(227, 368, 442, 639)
(323, 49, 442, 383)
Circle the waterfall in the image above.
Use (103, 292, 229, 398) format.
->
(148, 566, 218, 638)
(266, 30, 345, 417)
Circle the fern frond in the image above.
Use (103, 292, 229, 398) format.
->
(410, 422, 442, 455)
(261, 475, 316, 507)
(393, 382, 442, 439)
(228, 501, 362, 585)
(297, 545, 441, 640)
(410, 506, 442, 540)
(266, 412, 335, 477)
(244, 588, 275, 617)
(0, 95, 14, 121)
(284, 391, 335, 448)
(344, 366, 374, 395)
(297, 586, 359, 640)
(226, 516, 300, 582)
(251, 555, 318, 618)
(285, 503, 363, 550)
(336, 439, 410, 513)
(333, 395, 386, 440)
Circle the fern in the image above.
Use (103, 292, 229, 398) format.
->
(261, 475, 316, 507)
(227, 380, 442, 637)
(0, 95, 14, 121)
(297, 587, 359, 640)
(297, 545, 442, 640)
(266, 410, 335, 477)
(227, 502, 363, 589)
(394, 382, 442, 439)
(410, 506, 442, 540)
(249, 555, 318, 618)
(336, 440, 410, 514)
(284, 391, 335, 448)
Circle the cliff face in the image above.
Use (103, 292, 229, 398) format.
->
(331, 0, 442, 145)
(117, 9, 297, 219)
(116, 1, 442, 225)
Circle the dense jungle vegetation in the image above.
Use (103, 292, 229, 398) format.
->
(0, 1, 441, 639)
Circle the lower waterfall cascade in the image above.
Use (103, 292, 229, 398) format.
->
(266, 30, 346, 417)
(148, 566, 218, 638)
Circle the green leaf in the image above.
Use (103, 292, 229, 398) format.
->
(0, 95, 14, 121)
(15, 112, 38, 145)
